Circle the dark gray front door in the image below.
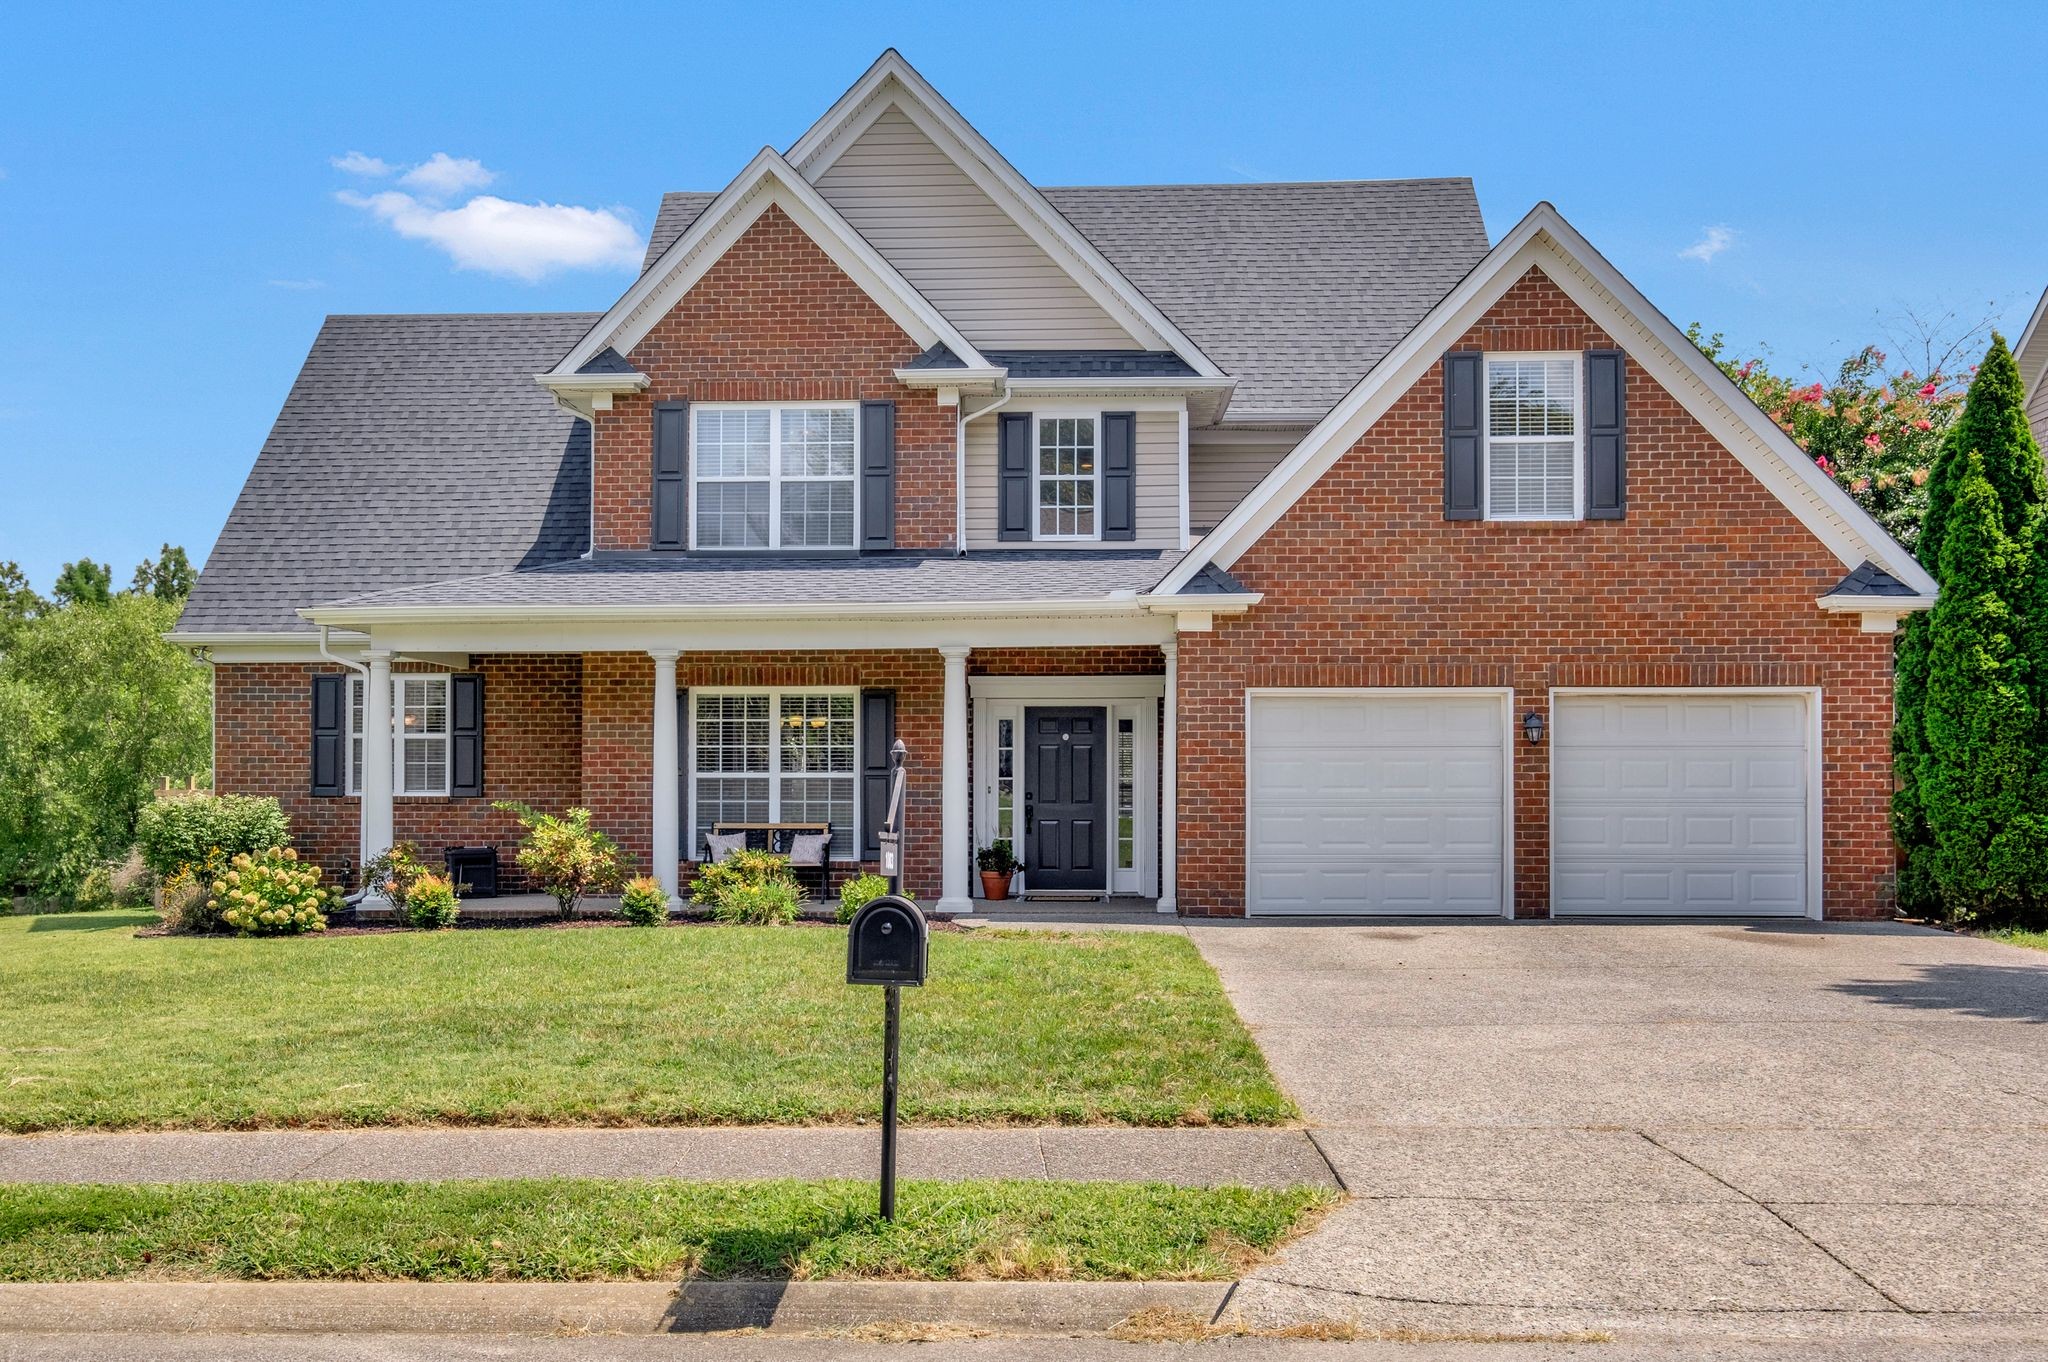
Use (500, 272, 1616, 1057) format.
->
(1024, 707, 1106, 891)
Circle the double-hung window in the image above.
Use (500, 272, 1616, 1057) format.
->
(346, 675, 452, 796)
(1484, 355, 1580, 520)
(1036, 415, 1098, 539)
(692, 690, 857, 860)
(692, 404, 856, 549)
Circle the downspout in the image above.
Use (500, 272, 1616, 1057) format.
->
(316, 626, 374, 890)
(955, 387, 1010, 556)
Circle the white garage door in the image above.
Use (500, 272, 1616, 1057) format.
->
(1246, 692, 1506, 916)
(1552, 694, 1812, 918)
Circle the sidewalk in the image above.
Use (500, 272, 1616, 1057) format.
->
(0, 1126, 1337, 1188)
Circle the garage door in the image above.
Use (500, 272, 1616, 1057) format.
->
(1552, 693, 1811, 917)
(1246, 693, 1506, 916)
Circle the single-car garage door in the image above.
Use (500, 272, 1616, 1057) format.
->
(1552, 693, 1813, 918)
(1246, 692, 1507, 916)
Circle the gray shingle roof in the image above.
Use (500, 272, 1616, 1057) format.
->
(647, 178, 1488, 420)
(177, 314, 598, 635)
(313, 550, 1192, 614)
(1825, 560, 1924, 598)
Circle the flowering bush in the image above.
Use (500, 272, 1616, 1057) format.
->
(836, 871, 891, 924)
(710, 877, 803, 925)
(209, 847, 337, 936)
(619, 875, 670, 926)
(159, 848, 228, 933)
(492, 802, 623, 918)
(1689, 326, 1968, 552)
(689, 848, 796, 906)
(363, 841, 431, 912)
(403, 871, 461, 930)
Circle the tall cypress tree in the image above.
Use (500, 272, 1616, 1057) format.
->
(1893, 335, 2045, 913)
(1921, 451, 2048, 921)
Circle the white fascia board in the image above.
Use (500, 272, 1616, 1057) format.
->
(785, 53, 1228, 381)
(1158, 202, 1939, 599)
(301, 596, 1169, 630)
(893, 365, 1006, 389)
(1135, 591, 1261, 614)
(550, 146, 987, 378)
(1816, 593, 1934, 612)
(537, 372, 650, 391)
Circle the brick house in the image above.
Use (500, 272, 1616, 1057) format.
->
(174, 51, 1934, 920)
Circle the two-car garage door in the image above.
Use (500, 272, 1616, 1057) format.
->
(1244, 691, 1813, 918)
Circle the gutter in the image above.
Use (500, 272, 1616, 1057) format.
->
(955, 387, 1012, 556)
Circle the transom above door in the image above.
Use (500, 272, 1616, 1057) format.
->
(1024, 707, 1107, 892)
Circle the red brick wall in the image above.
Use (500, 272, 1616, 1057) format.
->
(591, 205, 955, 553)
(212, 655, 583, 890)
(969, 646, 1164, 677)
(1175, 267, 1897, 920)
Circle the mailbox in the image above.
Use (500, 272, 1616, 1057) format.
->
(846, 894, 928, 987)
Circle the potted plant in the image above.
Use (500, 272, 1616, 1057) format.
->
(977, 839, 1019, 901)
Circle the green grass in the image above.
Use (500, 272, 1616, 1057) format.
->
(0, 912, 1292, 1132)
(0, 1179, 1333, 1283)
(1986, 927, 2048, 953)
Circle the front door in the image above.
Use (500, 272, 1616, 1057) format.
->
(1024, 707, 1107, 891)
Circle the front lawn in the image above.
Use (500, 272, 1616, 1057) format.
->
(0, 1178, 1334, 1282)
(0, 912, 1291, 1131)
(1986, 927, 2048, 953)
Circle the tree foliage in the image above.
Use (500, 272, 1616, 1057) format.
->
(130, 545, 197, 602)
(51, 559, 112, 610)
(0, 562, 48, 652)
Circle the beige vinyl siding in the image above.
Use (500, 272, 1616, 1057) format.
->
(2029, 379, 2048, 452)
(814, 108, 1138, 350)
(1188, 436, 1297, 532)
(966, 409, 1182, 550)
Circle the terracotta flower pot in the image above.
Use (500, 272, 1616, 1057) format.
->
(979, 869, 1014, 901)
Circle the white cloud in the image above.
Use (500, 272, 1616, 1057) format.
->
(338, 190, 642, 282)
(1680, 225, 1736, 264)
(267, 277, 326, 290)
(331, 150, 393, 177)
(400, 152, 495, 198)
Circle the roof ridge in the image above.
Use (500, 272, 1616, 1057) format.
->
(321, 312, 603, 322)
(1039, 176, 1475, 192)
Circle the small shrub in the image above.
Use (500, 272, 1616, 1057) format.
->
(209, 847, 339, 936)
(76, 849, 151, 910)
(160, 849, 228, 933)
(493, 802, 623, 918)
(363, 841, 432, 912)
(837, 871, 891, 923)
(135, 794, 290, 880)
(619, 875, 670, 926)
(710, 877, 803, 925)
(403, 872, 461, 930)
(976, 839, 1019, 876)
(688, 848, 794, 906)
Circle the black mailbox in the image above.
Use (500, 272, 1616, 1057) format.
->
(846, 895, 928, 987)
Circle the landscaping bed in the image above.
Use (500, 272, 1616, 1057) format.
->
(0, 911, 1293, 1131)
(0, 1178, 1334, 1283)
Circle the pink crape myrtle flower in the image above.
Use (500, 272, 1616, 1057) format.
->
(1918, 382, 1939, 400)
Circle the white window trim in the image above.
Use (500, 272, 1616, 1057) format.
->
(685, 686, 861, 861)
(686, 401, 861, 551)
(1031, 408, 1104, 542)
(347, 674, 452, 799)
(1482, 351, 1583, 523)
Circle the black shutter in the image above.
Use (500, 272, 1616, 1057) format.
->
(310, 673, 345, 797)
(860, 399, 896, 551)
(1443, 351, 1484, 520)
(1101, 411, 1136, 541)
(1585, 349, 1626, 520)
(450, 673, 484, 797)
(652, 401, 688, 550)
(859, 688, 897, 859)
(998, 411, 1033, 541)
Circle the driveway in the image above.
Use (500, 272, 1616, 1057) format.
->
(1187, 920, 2048, 1348)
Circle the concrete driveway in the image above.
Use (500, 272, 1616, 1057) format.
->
(1187, 920, 2048, 1348)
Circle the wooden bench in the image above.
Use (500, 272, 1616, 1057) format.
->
(709, 822, 833, 899)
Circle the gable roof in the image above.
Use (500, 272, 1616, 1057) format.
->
(1156, 202, 1939, 602)
(781, 51, 1226, 380)
(176, 314, 596, 637)
(547, 146, 987, 381)
(2017, 282, 2048, 414)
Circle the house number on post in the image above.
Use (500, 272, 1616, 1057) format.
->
(845, 739, 927, 1220)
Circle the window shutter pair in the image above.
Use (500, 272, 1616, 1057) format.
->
(311, 672, 483, 798)
(997, 410, 1138, 541)
(1441, 350, 1626, 520)
(858, 689, 897, 859)
(652, 400, 895, 551)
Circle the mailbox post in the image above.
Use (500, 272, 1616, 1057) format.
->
(846, 739, 926, 1220)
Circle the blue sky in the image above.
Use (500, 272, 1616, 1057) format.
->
(1, 1, 2041, 592)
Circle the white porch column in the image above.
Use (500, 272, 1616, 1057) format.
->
(938, 645, 972, 911)
(648, 649, 681, 907)
(361, 649, 395, 875)
(1158, 639, 1178, 914)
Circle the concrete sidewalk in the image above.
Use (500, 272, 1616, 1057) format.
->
(0, 1125, 1336, 1189)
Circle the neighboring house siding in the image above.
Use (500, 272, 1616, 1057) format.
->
(1188, 435, 1296, 532)
(813, 107, 1138, 350)
(212, 656, 584, 890)
(2028, 375, 2048, 452)
(963, 408, 1182, 550)
(1172, 268, 1897, 920)
(590, 204, 955, 552)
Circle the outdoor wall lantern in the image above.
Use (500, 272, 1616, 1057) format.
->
(1523, 710, 1546, 745)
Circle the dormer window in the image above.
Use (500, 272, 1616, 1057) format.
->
(691, 404, 857, 550)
